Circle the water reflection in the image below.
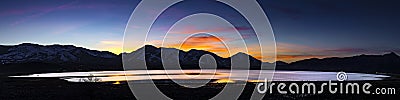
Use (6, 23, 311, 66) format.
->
(11, 70, 390, 83)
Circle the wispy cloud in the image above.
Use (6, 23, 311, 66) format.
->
(277, 42, 321, 53)
(169, 25, 252, 34)
(169, 35, 230, 57)
(7, 1, 118, 26)
(96, 40, 123, 54)
(277, 55, 329, 63)
(10, 1, 78, 26)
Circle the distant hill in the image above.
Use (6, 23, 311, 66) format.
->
(277, 52, 400, 74)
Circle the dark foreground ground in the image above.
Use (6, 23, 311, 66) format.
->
(0, 75, 399, 100)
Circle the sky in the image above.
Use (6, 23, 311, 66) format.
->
(0, 0, 400, 62)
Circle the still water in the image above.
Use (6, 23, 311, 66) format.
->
(11, 70, 390, 83)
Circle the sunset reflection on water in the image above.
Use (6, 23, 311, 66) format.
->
(12, 70, 390, 83)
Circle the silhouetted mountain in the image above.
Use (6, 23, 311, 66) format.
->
(0, 43, 122, 73)
(0, 43, 119, 64)
(274, 61, 289, 66)
(0, 44, 263, 74)
(122, 45, 262, 70)
(1, 43, 399, 74)
(277, 52, 400, 73)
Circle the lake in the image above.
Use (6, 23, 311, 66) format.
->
(11, 70, 390, 83)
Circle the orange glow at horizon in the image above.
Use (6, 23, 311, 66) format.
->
(98, 37, 330, 63)
(277, 55, 329, 63)
(169, 35, 232, 58)
(98, 40, 329, 63)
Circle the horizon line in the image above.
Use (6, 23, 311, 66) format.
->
(0, 42, 398, 63)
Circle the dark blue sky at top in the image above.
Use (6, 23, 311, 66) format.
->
(0, 0, 139, 49)
(260, 0, 400, 49)
(0, 0, 399, 60)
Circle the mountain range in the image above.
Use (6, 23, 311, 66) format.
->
(0, 43, 399, 74)
(0, 43, 121, 75)
(276, 52, 400, 74)
(122, 45, 263, 70)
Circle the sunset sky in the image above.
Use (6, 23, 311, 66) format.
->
(1, 0, 400, 62)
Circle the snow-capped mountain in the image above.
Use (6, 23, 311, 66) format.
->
(1, 43, 399, 74)
(0, 43, 118, 65)
(0, 43, 263, 71)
